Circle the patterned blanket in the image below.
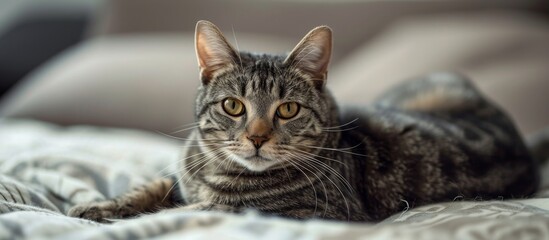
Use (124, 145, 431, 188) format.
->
(0, 119, 548, 239)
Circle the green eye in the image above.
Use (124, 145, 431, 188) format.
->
(277, 102, 300, 119)
(222, 98, 245, 116)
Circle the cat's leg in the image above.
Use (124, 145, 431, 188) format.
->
(68, 178, 180, 222)
(278, 208, 365, 221)
(374, 72, 485, 112)
(163, 205, 350, 220)
(160, 202, 240, 215)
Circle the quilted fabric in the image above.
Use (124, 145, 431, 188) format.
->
(0, 119, 547, 239)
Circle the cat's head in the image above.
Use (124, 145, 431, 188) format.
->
(193, 20, 338, 172)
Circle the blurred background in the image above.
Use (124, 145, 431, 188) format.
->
(0, 0, 547, 135)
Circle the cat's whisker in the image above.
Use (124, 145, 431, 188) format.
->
(156, 146, 227, 178)
(301, 156, 354, 195)
(156, 131, 229, 142)
(289, 149, 356, 201)
(171, 125, 201, 134)
(321, 118, 359, 130)
(157, 157, 205, 179)
(183, 151, 227, 185)
(286, 152, 329, 217)
(211, 152, 232, 176)
(292, 154, 351, 221)
(295, 144, 369, 157)
(290, 148, 355, 193)
(231, 25, 244, 71)
(161, 175, 184, 202)
(182, 143, 229, 148)
(280, 160, 292, 181)
(160, 158, 209, 202)
(159, 151, 213, 179)
(296, 152, 355, 195)
(179, 150, 224, 178)
(199, 140, 234, 144)
(284, 157, 320, 218)
(291, 148, 345, 165)
(223, 159, 247, 190)
(181, 145, 228, 160)
(321, 126, 360, 132)
(171, 121, 200, 130)
(285, 148, 348, 192)
(155, 122, 200, 138)
(319, 141, 364, 151)
(162, 152, 215, 202)
(226, 168, 251, 208)
(161, 150, 223, 199)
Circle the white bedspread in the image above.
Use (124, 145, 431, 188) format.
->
(0, 119, 548, 239)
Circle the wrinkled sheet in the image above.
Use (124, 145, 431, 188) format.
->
(0, 119, 548, 240)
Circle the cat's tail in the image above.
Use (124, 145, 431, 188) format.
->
(527, 127, 549, 165)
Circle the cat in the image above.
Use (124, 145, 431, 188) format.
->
(68, 20, 540, 222)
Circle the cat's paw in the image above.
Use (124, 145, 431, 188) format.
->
(68, 201, 129, 223)
(159, 202, 239, 215)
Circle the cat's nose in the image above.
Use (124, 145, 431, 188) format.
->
(247, 135, 269, 149)
(246, 119, 272, 149)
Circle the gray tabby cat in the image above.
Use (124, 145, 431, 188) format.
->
(69, 20, 539, 222)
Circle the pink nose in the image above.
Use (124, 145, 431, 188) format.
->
(247, 135, 269, 149)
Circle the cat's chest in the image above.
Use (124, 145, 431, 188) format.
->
(181, 169, 317, 206)
(181, 176, 269, 205)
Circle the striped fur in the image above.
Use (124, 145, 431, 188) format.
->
(69, 22, 539, 222)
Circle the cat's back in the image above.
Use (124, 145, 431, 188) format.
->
(335, 73, 539, 220)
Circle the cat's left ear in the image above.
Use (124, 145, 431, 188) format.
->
(284, 26, 332, 89)
(195, 20, 239, 84)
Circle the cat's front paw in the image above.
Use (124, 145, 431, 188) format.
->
(160, 202, 239, 215)
(68, 201, 130, 223)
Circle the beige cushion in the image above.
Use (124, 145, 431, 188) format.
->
(2, 11, 548, 135)
(92, 0, 543, 62)
(0, 33, 295, 132)
(330, 11, 549, 135)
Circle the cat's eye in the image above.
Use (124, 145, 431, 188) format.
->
(277, 102, 300, 119)
(222, 98, 245, 116)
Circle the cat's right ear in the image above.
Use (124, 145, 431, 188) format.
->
(284, 26, 332, 90)
(195, 20, 239, 85)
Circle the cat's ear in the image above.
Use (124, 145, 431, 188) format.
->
(284, 26, 332, 89)
(195, 20, 239, 84)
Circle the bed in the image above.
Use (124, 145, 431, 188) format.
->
(0, 118, 548, 239)
(1, 5, 548, 238)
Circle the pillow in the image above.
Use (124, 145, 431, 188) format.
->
(0, 33, 295, 132)
(329, 11, 549, 135)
